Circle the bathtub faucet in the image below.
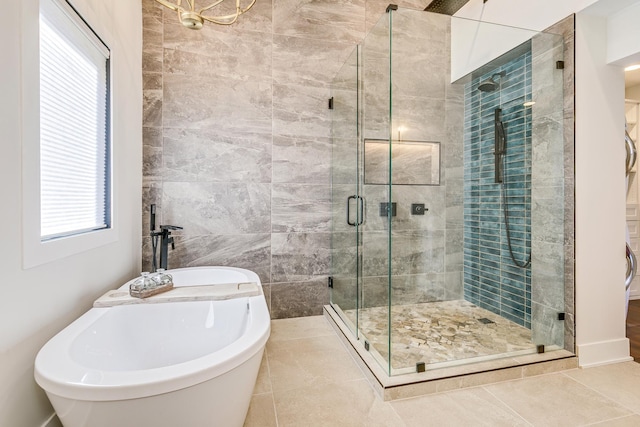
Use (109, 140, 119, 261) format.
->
(158, 225, 182, 271)
(149, 205, 183, 271)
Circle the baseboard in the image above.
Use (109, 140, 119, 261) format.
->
(577, 338, 633, 368)
(41, 413, 62, 427)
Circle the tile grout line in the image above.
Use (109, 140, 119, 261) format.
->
(558, 369, 640, 417)
(582, 414, 639, 426)
(264, 344, 280, 427)
(480, 382, 535, 426)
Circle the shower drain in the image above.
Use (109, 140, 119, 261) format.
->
(477, 318, 495, 324)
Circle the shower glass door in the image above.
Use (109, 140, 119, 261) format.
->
(329, 46, 361, 335)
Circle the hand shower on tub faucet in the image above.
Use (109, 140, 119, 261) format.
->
(149, 204, 183, 271)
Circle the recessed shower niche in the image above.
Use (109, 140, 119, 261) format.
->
(326, 6, 575, 394)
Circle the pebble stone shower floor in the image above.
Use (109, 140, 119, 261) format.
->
(345, 300, 537, 371)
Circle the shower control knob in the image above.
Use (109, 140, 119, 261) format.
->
(411, 204, 427, 215)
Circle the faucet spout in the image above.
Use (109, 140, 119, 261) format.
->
(158, 225, 183, 270)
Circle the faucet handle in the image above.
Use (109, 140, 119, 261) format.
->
(160, 225, 183, 231)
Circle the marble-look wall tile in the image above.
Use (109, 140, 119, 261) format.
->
(143, 126, 163, 148)
(273, 0, 365, 44)
(271, 232, 331, 283)
(143, 144, 162, 180)
(262, 283, 272, 314)
(163, 26, 272, 78)
(445, 271, 464, 300)
(272, 184, 331, 232)
(143, 72, 163, 90)
(143, 127, 163, 180)
(331, 277, 358, 310)
(272, 84, 331, 138)
(163, 74, 272, 132)
(532, 112, 564, 180)
(329, 137, 359, 186)
(550, 15, 576, 353)
(531, 302, 565, 347)
(362, 230, 445, 277)
(391, 95, 447, 141)
(329, 231, 358, 277)
(142, 183, 163, 237)
(159, 233, 271, 283)
(273, 35, 355, 88)
(143, 90, 162, 127)
(142, 0, 162, 17)
(142, 6, 163, 73)
(162, 182, 271, 234)
(531, 241, 565, 312)
(362, 273, 447, 308)
(163, 128, 272, 182)
(272, 135, 331, 184)
(531, 186, 564, 245)
(270, 279, 330, 318)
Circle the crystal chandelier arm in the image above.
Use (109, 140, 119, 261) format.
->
(185, 0, 196, 10)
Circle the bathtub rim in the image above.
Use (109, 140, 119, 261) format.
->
(34, 266, 270, 402)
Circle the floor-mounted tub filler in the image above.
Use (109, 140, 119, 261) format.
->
(35, 267, 270, 427)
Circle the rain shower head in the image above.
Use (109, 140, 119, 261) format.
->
(425, 0, 474, 15)
(477, 71, 506, 92)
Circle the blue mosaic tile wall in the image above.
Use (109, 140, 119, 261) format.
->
(463, 50, 532, 328)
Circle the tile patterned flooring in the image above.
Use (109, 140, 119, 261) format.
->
(244, 315, 640, 427)
(346, 300, 536, 371)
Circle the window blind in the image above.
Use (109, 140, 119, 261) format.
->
(39, 0, 110, 240)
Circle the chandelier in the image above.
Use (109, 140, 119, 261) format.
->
(154, 0, 257, 29)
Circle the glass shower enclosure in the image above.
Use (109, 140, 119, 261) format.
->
(329, 7, 570, 377)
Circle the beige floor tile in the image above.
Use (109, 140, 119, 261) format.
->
(484, 373, 632, 426)
(252, 353, 272, 394)
(267, 331, 347, 354)
(243, 393, 277, 427)
(273, 379, 406, 427)
(565, 362, 640, 413)
(269, 315, 334, 342)
(268, 335, 364, 393)
(586, 414, 640, 426)
(391, 387, 531, 427)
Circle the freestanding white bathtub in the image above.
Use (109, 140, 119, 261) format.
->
(35, 266, 270, 427)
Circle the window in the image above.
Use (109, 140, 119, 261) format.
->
(39, 0, 110, 241)
(22, 0, 115, 268)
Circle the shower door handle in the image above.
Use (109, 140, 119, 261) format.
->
(347, 195, 357, 226)
(347, 196, 365, 226)
(357, 196, 364, 226)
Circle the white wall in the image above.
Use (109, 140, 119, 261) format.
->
(628, 85, 640, 101)
(574, 12, 630, 367)
(607, 1, 640, 65)
(0, 0, 142, 425)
